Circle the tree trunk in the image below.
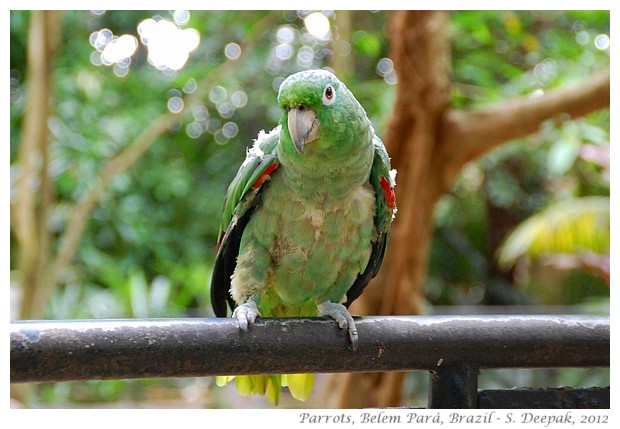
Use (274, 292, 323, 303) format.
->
(323, 10, 610, 408)
(14, 11, 63, 320)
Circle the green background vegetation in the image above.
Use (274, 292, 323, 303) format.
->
(10, 10, 609, 408)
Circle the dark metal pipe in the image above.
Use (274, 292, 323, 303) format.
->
(428, 365, 479, 408)
(478, 387, 611, 408)
(10, 315, 609, 383)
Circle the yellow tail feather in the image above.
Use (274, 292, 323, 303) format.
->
(215, 373, 314, 405)
(281, 373, 315, 402)
(215, 375, 235, 387)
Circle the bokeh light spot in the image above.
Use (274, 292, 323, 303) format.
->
(377, 57, 397, 84)
(173, 10, 190, 25)
(192, 104, 209, 121)
(217, 102, 235, 119)
(231, 90, 248, 108)
(222, 122, 239, 138)
(101, 34, 138, 65)
(138, 18, 200, 70)
(90, 28, 113, 52)
(304, 12, 330, 40)
(594, 34, 610, 50)
(209, 86, 227, 104)
(183, 78, 197, 93)
(297, 46, 315, 68)
(186, 122, 203, 139)
(274, 43, 293, 60)
(376, 57, 394, 75)
(276, 26, 295, 43)
(167, 96, 184, 113)
(225, 42, 241, 60)
(575, 30, 590, 45)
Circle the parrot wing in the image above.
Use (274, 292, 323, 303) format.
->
(344, 135, 396, 307)
(211, 127, 281, 317)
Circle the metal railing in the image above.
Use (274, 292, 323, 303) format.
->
(10, 314, 609, 408)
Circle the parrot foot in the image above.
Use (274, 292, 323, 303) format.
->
(317, 302, 359, 351)
(232, 298, 261, 331)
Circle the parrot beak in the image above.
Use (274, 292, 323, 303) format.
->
(287, 105, 320, 155)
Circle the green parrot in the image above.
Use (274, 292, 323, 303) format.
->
(210, 69, 396, 404)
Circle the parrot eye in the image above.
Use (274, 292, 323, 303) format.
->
(322, 84, 336, 106)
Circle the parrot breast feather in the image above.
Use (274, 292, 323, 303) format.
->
(211, 126, 281, 317)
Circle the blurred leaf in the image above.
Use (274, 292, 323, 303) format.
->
(547, 134, 581, 176)
(149, 275, 171, 316)
(353, 31, 381, 56)
(580, 121, 609, 144)
(497, 196, 610, 270)
(128, 270, 149, 318)
(502, 11, 522, 36)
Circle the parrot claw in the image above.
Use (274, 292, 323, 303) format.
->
(232, 298, 261, 331)
(318, 302, 359, 351)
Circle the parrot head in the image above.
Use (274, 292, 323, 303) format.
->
(277, 69, 368, 156)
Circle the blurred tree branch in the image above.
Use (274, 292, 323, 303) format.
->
(14, 11, 64, 319)
(440, 69, 610, 191)
(331, 10, 353, 79)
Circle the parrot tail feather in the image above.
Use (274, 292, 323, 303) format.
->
(215, 373, 314, 405)
(281, 373, 315, 402)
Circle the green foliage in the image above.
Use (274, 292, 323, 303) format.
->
(450, 11, 610, 106)
(10, 10, 609, 407)
(497, 196, 609, 269)
(427, 11, 609, 307)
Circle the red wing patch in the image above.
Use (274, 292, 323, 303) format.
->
(380, 176, 396, 210)
(252, 162, 280, 189)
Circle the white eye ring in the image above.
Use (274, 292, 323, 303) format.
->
(322, 84, 336, 106)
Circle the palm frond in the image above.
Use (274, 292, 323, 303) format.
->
(497, 196, 609, 270)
